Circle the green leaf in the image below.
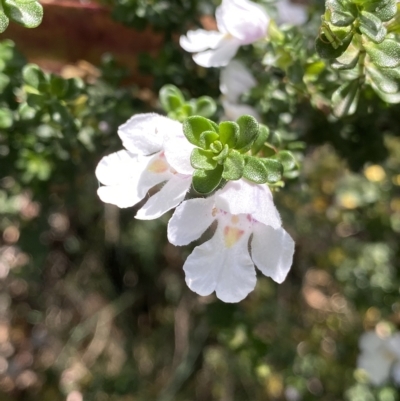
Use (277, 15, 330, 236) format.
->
(198, 130, 219, 149)
(219, 121, 239, 148)
(359, 11, 386, 43)
(243, 157, 283, 184)
(251, 124, 269, 155)
(275, 151, 296, 171)
(365, 39, 400, 68)
(366, 64, 400, 93)
(365, 0, 397, 22)
(315, 25, 353, 59)
(183, 116, 217, 147)
(332, 79, 360, 117)
(332, 41, 360, 70)
(192, 165, 223, 194)
(4, 0, 43, 28)
(50, 75, 68, 98)
(235, 115, 259, 151)
(222, 150, 244, 181)
(371, 81, 400, 103)
(0, 8, 9, 33)
(22, 64, 48, 91)
(0, 107, 13, 128)
(325, 0, 356, 27)
(159, 84, 185, 112)
(195, 96, 216, 118)
(190, 148, 218, 170)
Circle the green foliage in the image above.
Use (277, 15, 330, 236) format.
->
(182, 115, 289, 193)
(316, 0, 400, 116)
(159, 84, 216, 121)
(0, 0, 43, 32)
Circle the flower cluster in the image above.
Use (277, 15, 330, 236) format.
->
(357, 331, 400, 386)
(96, 112, 295, 302)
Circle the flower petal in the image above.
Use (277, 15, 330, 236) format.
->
(168, 197, 216, 246)
(97, 183, 143, 208)
(251, 224, 294, 283)
(164, 134, 195, 175)
(95, 150, 142, 186)
(136, 175, 192, 220)
(183, 223, 256, 302)
(118, 113, 182, 155)
(222, 100, 261, 122)
(220, 60, 257, 103)
(192, 38, 241, 68)
(216, 180, 281, 228)
(180, 29, 225, 53)
(357, 349, 392, 386)
(392, 361, 400, 386)
(216, 0, 269, 44)
(276, 0, 307, 26)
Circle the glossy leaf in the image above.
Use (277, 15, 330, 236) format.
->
(316, 25, 353, 59)
(332, 79, 360, 117)
(365, 39, 400, 68)
(365, 0, 397, 22)
(366, 64, 400, 94)
(332, 41, 360, 70)
(251, 124, 269, 155)
(359, 11, 386, 43)
(0, 8, 9, 33)
(4, 0, 43, 28)
(242, 156, 283, 184)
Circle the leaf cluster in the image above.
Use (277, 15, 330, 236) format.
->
(316, 0, 400, 116)
(183, 115, 296, 194)
(159, 84, 217, 121)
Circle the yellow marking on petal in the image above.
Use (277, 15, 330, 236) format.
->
(231, 215, 239, 225)
(212, 208, 218, 217)
(147, 158, 169, 173)
(223, 226, 244, 248)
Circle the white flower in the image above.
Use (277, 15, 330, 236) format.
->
(220, 60, 261, 121)
(168, 179, 295, 302)
(357, 331, 400, 386)
(180, 0, 269, 68)
(95, 113, 194, 220)
(276, 0, 307, 26)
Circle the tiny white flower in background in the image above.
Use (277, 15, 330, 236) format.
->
(220, 60, 261, 121)
(168, 179, 295, 303)
(357, 331, 400, 386)
(180, 0, 270, 68)
(276, 0, 307, 26)
(95, 113, 194, 220)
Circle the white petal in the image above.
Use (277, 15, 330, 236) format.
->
(118, 113, 182, 155)
(222, 100, 261, 122)
(387, 333, 400, 359)
(180, 29, 225, 53)
(359, 332, 386, 353)
(251, 225, 294, 283)
(97, 183, 143, 208)
(357, 350, 392, 386)
(164, 135, 195, 175)
(392, 361, 400, 386)
(216, 180, 281, 228)
(276, 0, 307, 26)
(216, 0, 269, 44)
(168, 197, 216, 246)
(95, 150, 143, 186)
(183, 223, 256, 302)
(135, 175, 191, 220)
(220, 60, 257, 103)
(192, 38, 241, 68)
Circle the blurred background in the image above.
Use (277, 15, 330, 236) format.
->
(1, 0, 400, 400)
